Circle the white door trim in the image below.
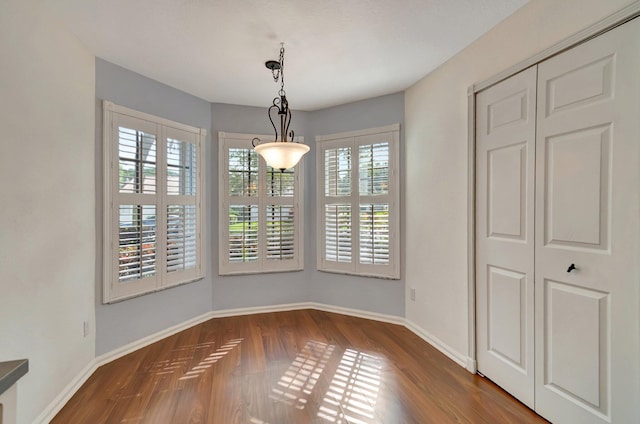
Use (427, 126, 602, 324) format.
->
(466, 88, 477, 373)
(466, 0, 640, 372)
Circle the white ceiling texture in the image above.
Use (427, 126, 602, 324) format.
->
(44, 0, 528, 111)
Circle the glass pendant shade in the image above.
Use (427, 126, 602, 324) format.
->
(254, 141, 310, 170)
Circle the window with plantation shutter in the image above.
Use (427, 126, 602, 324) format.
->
(316, 124, 400, 279)
(103, 101, 206, 303)
(219, 132, 304, 275)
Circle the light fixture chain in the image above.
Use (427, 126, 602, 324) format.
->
(279, 45, 285, 95)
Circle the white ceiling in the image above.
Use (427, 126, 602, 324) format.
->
(44, 0, 527, 111)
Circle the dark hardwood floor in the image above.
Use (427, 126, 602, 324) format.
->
(52, 310, 547, 423)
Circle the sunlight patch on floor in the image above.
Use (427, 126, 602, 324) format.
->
(178, 338, 244, 381)
(317, 349, 382, 423)
(270, 340, 335, 410)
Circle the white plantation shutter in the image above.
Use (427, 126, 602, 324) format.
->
(164, 127, 201, 286)
(359, 142, 389, 196)
(166, 204, 197, 272)
(167, 138, 197, 196)
(103, 102, 205, 303)
(317, 124, 400, 279)
(265, 167, 295, 259)
(118, 126, 157, 194)
(359, 203, 389, 265)
(267, 167, 295, 196)
(118, 204, 157, 281)
(325, 146, 352, 197)
(229, 205, 259, 262)
(219, 132, 304, 275)
(266, 205, 295, 260)
(321, 143, 354, 273)
(324, 204, 352, 263)
(229, 148, 259, 196)
(357, 139, 391, 271)
(116, 121, 158, 286)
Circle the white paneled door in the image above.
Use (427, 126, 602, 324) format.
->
(476, 66, 537, 408)
(534, 17, 640, 424)
(476, 16, 640, 424)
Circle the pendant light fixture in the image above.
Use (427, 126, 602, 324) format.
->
(252, 44, 309, 171)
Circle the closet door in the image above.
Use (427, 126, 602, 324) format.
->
(475, 66, 537, 408)
(534, 17, 640, 424)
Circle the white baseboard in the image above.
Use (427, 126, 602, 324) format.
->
(207, 301, 406, 326)
(466, 357, 477, 373)
(33, 360, 98, 424)
(308, 302, 406, 326)
(404, 319, 470, 369)
(209, 302, 312, 318)
(95, 310, 216, 367)
(36, 303, 471, 422)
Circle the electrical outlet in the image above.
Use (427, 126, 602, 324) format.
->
(83, 321, 90, 338)
(410, 287, 416, 301)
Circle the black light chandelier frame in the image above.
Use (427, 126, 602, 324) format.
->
(251, 43, 309, 171)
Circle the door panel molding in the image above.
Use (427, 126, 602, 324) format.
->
(487, 142, 528, 241)
(544, 124, 611, 251)
(543, 279, 609, 416)
(487, 265, 528, 372)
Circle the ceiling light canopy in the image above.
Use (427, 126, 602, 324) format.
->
(252, 44, 309, 171)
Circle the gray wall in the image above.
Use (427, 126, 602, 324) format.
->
(95, 59, 404, 355)
(308, 94, 406, 316)
(95, 59, 214, 355)
(209, 103, 312, 310)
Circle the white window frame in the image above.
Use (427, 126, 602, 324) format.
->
(103, 101, 206, 303)
(218, 131, 304, 275)
(316, 124, 400, 279)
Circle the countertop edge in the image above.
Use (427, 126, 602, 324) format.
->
(0, 359, 29, 396)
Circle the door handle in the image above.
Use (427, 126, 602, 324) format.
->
(567, 263, 576, 273)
